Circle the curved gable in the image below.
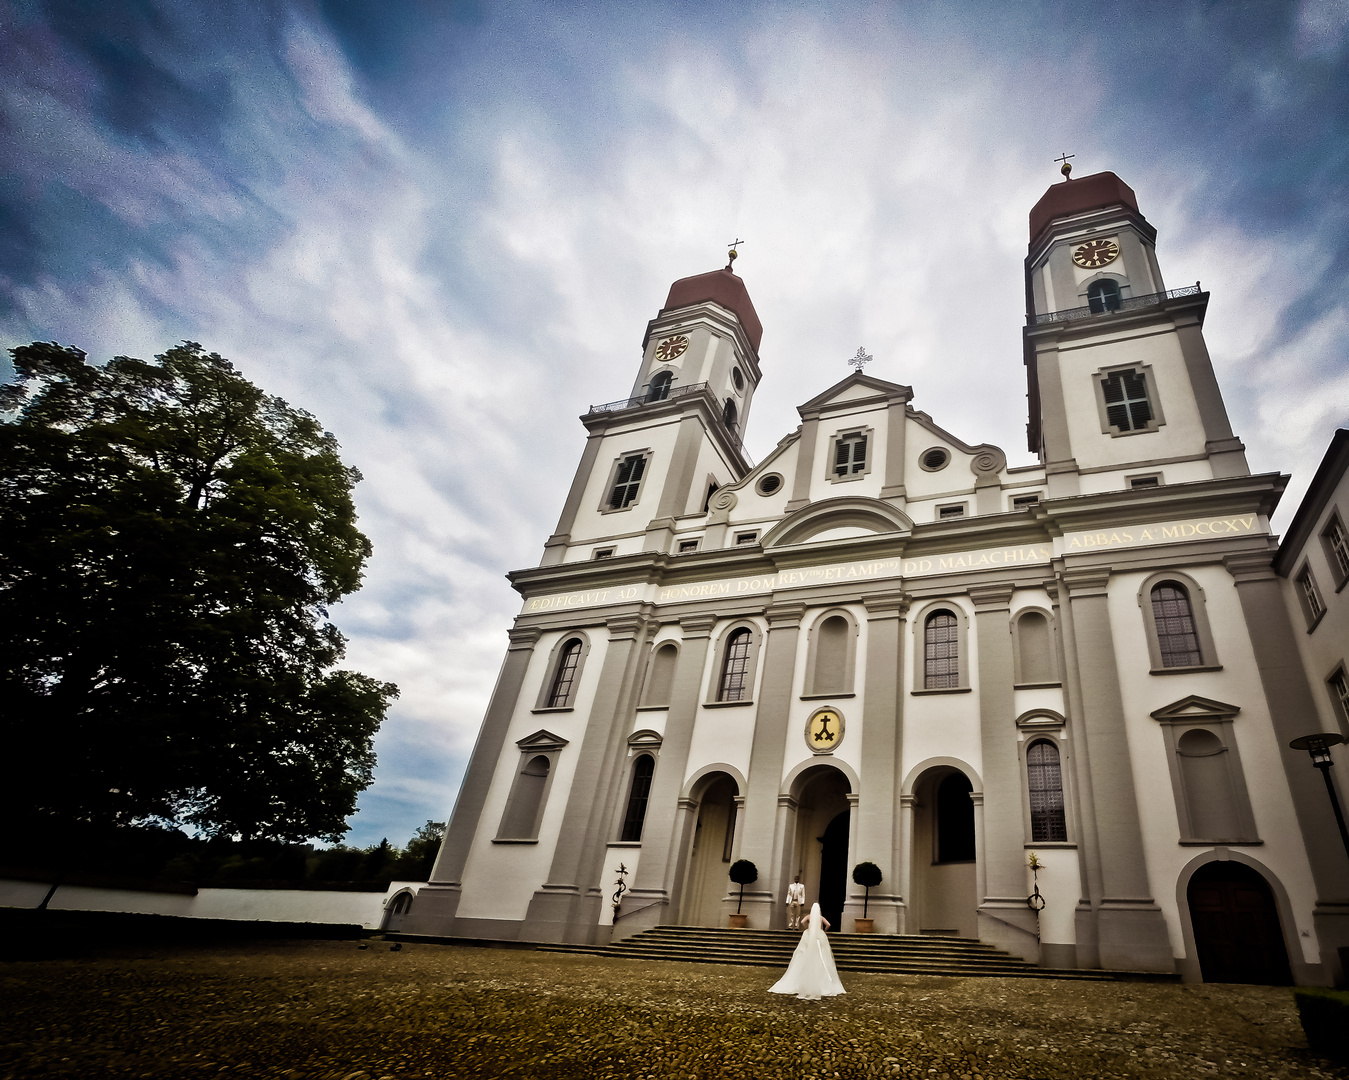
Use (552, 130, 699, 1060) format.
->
(760, 496, 913, 548)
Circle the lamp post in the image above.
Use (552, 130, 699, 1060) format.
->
(1289, 732, 1349, 862)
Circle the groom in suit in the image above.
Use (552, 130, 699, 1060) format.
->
(785, 873, 806, 929)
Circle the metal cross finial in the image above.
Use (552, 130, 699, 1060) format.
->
(847, 346, 873, 373)
(1055, 152, 1075, 180)
(725, 238, 745, 270)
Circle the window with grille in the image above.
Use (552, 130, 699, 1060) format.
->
(1323, 514, 1349, 586)
(1087, 278, 1122, 313)
(833, 433, 868, 477)
(718, 629, 753, 701)
(608, 454, 647, 509)
(1298, 566, 1326, 627)
(620, 755, 655, 842)
(678, 539, 700, 553)
(1101, 368, 1153, 433)
(734, 531, 759, 546)
(1027, 740, 1068, 842)
(1011, 493, 1041, 509)
(924, 611, 960, 689)
(646, 371, 672, 402)
(1150, 584, 1202, 667)
(938, 504, 965, 520)
(547, 639, 582, 707)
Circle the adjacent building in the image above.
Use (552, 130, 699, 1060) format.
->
(403, 171, 1349, 985)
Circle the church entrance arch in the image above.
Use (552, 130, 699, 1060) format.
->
(1187, 861, 1291, 985)
(910, 765, 978, 938)
(790, 765, 851, 932)
(678, 772, 739, 927)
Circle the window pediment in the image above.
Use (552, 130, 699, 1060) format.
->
(1150, 695, 1240, 724)
(517, 729, 570, 753)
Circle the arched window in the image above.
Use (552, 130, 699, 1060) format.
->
(1026, 740, 1067, 842)
(924, 611, 960, 689)
(546, 638, 583, 707)
(647, 370, 672, 402)
(498, 755, 550, 839)
(718, 628, 753, 701)
(1087, 278, 1122, 313)
(620, 755, 655, 842)
(935, 772, 975, 862)
(722, 398, 738, 432)
(1014, 610, 1055, 685)
(642, 643, 678, 707)
(810, 615, 851, 695)
(1151, 583, 1202, 667)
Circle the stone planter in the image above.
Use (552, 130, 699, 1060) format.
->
(853, 918, 875, 934)
(728, 913, 749, 928)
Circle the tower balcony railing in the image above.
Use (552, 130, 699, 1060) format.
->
(1030, 283, 1202, 326)
(587, 381, 751, 462)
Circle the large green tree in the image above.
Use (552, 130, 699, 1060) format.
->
(0, 342, 397, 843)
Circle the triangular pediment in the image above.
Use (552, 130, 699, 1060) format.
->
(761, 496, 913, 548)
(517, 729, 569, 752)
(1150, 695, 1240, 723)
(797, 371, 913, 415)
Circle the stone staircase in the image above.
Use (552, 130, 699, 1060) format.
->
(539, 925, 1127, 981)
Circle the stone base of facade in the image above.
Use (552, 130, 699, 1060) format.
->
(1095, 901, 1175, 972)
(398, 881, 462, 938)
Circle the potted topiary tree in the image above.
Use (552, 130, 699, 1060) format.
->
(852, 861, 883, 933)
(728, 859, 758, 928)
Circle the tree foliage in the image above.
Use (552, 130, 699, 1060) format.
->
(0, 342, 397, 843)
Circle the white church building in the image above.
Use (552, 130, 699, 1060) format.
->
(403, 170, 1349, 985)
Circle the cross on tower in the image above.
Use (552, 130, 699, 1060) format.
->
(1055, 152, 1075, 180)
(847, 346, 873, 372)
(725, 238, 745, 269)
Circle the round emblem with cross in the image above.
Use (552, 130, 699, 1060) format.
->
(806, 707, 844, 754)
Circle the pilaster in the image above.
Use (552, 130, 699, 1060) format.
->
(786, 419, 819, 512)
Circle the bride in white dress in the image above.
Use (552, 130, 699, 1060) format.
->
(769, 903, 846, 1000)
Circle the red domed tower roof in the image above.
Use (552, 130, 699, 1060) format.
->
(660, 268, 763, 353)
(1028, 171, 1141, 249)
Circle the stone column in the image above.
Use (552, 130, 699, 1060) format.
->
(523, 611, 652, 943)
(613, 614, 717, 939)
(736, 602, 806, 927)
(897, 793, 916, 934)
(1060, 568, 1173, 971)
(404, 625, 542, 937)
(1225, 553, 1349, 983)
(855, 591, 907, 933)
(971, 583, 1040, 961)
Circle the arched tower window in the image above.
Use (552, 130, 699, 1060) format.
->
(1150, 583, 1202, 667)
(924, 611, 960, 689)
(1087, 278, 1122, 313)
(647, 370, 672, 402)
(620, 754, 655, 842)
(722, 398, 738, 432)
(718, 628, 752, 701)
(1026, 740, 1068, 842)
(546, 638, 583, 707)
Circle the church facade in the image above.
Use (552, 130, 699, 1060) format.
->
(404, 171, 1349, 985)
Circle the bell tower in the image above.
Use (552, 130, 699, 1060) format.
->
(1022, 167, 1249, 497)
(540, 256, 762, 565)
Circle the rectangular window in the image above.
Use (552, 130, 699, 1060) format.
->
(677, 539, 700, 553)
(608, 454, 648, 510)
(1323, 514, 1349, 587)
(593, 547, 615, 560)
(1129, 475, 1161, 489)
(1329, 667, 1349, 732)
(1101, 368, 1153, 432)
(1298, 566, 1326, 628)
(734, 531, 759, 546)
(833, 433, 868, 477)
(1011, 493, 1041, 510)
(938, 504, 966, 519)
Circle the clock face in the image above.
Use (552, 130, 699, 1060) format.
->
(654, 335, 689, 362)
(1072, 239, 1120, 269)
(806, 708, 844, 754)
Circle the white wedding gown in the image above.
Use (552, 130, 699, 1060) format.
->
(769, 903, 846, 1000)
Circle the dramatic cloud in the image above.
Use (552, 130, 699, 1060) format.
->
(3, 0, 1346, 845)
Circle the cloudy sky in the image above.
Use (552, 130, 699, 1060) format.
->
(3, 0, 1347, 847)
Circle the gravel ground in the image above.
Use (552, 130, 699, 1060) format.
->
(0, 939, 1345, 1079)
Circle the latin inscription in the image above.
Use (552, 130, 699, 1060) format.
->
(1062, 515, 1259, 551)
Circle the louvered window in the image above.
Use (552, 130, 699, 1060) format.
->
(1151, 584, 1202, 667)
(1324, 515, 1349, 585)
(924, 611, 960, 689)
(1101, 369, 1153, 432)
(608, 454, 647, 509)
(833, 434, 868, 477)
(1027, 740, 1068, 842)
(718, 629, 752, 701)
(547, 639, 582, 707)
(620, 755, 655, 842)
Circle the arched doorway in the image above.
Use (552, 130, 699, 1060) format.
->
(679, 773, 738, 926)
(1188, 861, 1291, 984)
(382, 890, 414, 932)
(791, 765, 851, 932)
(910, 766, 977, 937)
